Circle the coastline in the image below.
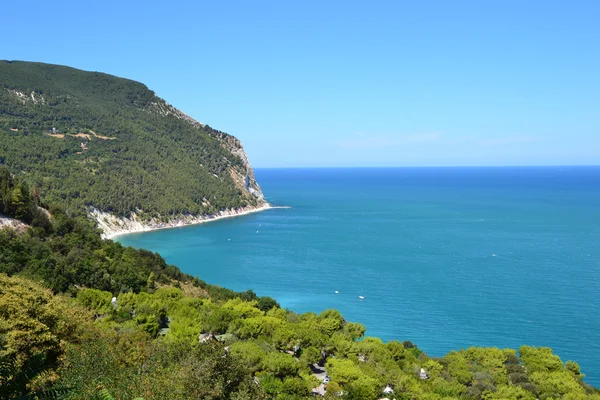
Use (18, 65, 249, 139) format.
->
(93, 204, 289, 240)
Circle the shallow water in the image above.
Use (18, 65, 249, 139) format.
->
(118, 167, 600, 385)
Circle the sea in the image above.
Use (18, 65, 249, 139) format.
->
(117, 167, 600, 386)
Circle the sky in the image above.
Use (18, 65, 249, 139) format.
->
(2, 0, 599, 167)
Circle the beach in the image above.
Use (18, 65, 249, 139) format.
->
(93, 203, 283, 240)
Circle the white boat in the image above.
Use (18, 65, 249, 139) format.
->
(335, 290, 339, 294)
(359, 296, 365, 300)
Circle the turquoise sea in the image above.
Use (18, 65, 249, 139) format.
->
(118, 167, 600, 385)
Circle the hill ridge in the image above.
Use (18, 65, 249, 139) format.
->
(0, 60, 267, 230)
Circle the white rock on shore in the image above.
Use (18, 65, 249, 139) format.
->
(0, 213, 28, 232)
(91, 204, 275, 240)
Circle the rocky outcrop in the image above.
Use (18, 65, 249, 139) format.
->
(88, 126, 270, 239)
(146, 97, 205, 128)
(91, 204, 272, 240)
(96, 94, 269, 237)
(6, 89, 46, 105)
(0, 213, 28, 233)
(147, 97, 266, 202)
(212, 133, 265, 202)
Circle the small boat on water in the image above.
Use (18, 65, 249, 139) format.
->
(359, 296, 365, 300)
(334, 290, 339, 294)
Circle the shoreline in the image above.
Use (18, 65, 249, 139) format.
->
(95, 204, 290, 240)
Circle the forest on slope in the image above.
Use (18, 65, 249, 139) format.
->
(0, 61, 264, 219)
(1, 61, 598, 400)
(1, 166, 599, 400)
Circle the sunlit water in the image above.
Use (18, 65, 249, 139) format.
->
(118, 167, 600, 385)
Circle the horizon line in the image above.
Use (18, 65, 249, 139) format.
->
(253, 164, 600, 169)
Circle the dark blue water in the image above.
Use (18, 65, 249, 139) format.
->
(118, 167, 600, 385)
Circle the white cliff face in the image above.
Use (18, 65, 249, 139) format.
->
(90, 96, 268, 238)
(0, 213, 28, 232)
(146, 95, 266, 202)
(214, 133, 266, 202)
(89, 142, 270, 238)
(91, 204, 272, 240)
(7, 89, 46, 105)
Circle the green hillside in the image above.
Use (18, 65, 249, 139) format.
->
(1, 155, 599, 400)
(1, 62, 598, 400)
(6, 270, 597, 400)
(0, 61, 264, 219)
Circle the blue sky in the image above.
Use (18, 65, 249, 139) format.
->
(2, 0, 599, 167)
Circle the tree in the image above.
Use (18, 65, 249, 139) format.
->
(443, 351, 474, 385)
(0, 274, 89, 398)
(76, 288, 113, 315)
(257, 296, 279, 312)
(229, 341, 266, 373)
(318, 309, 343, 336)
(300, 346, 321, 366)
(519, 346, 563, 373)
(262, 352, 300, 378)
(344, 322, 366, 340)
(282, 376, 310, 397)
(260, 374, 284, 396)
(11, 182, 31, 221)
(566, 361, 584, 379)
(147, 271, 156, 290)
(482, 385, 536, 400)
(326, 358, 362, 386)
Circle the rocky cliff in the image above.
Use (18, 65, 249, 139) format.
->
(0, 60, 269, 235)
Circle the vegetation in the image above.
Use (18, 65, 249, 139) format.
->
(0, 60, 261, 219)
(2, 273, 599, 400)
(0, 180, 598, 399)
(0, 166, 48, 226)
(0, 167, 276, 298)
(0, 61, 598, 399)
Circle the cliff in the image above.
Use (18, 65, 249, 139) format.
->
(0, 212, 28, 232)
(91, 204, 271, 239)
(0, 60, 269, 234)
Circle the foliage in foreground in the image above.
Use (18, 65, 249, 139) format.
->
(2, 271, 599, 400)
(1, 163, 599, 399)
